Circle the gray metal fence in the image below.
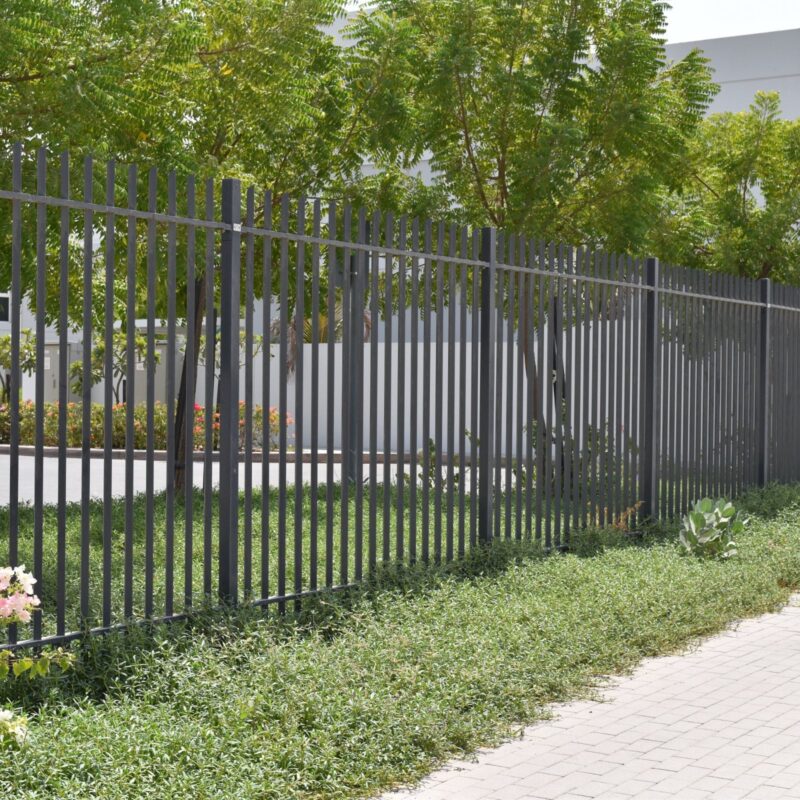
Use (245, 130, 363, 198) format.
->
(1, 145, 798, 648)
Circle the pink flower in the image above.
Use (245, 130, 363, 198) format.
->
(0, 567, 12, 592)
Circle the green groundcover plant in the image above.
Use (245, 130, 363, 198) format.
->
(0, 484, 798, 797)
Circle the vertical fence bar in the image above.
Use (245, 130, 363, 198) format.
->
(368, 212, 380, 572)
(262, 191, 274, 600)
(165, 171, 177, 617)
(243, 188, 255, 599)
(354, 211, 367, 580)
(102, 158, 115, 627)
(612, 255, 624, 522)
(218, 177, 241, 605)
(7, 145, 21, 645)
(294, 198, 306, 608)
(660, 266, 670, 520)
(144, 167, 157, 618)
(124, 165, 136, 619)
(478, 227, 496, 543)
(711, 272, 721, 499)
(702, 273, 713, 500)
(673, 267, 684, 514)
(278, 196, 290, 608)
(524, 241, 536, 537)
(383, 214, 394, 564)
(409, 219, 420, 562)
(184, 177, 196, 610)
(458, 229, 468, 555)
(396, 217, 407, 561)
(535, 242, 547, 543)
(641, 258, 660, 520)
(690, 271, 701, 506)
(596, 252, 608, 529)
(324, 201, 335, 587)
(422, 220, 432, 561)
(581, 250, 592, 527)
(619, 257, 635, 519)
(80, 156, 94, 621)
(552, 247, 564, 545)
(515, 257, 524, 540)
(470, 231, 480, 549)
(505, 243, 515, 540)
(758, 278, 772, 486)
(722, 276, 732, 497)
(569, 248, 582, 534)
(446, 225, 457, 560)
(310, 200, 321, 589)
(339, 205, 352, 584)
(588, 251, 600, 528)
(57, 153, 70, 635)
(680, 268, 691, 511)
(564, 246, 576, 538)
(33, 150, 47, 641)
(434, 223, 445, 563)
(494, 245, 505, 540)
(202, 181, 215, 597)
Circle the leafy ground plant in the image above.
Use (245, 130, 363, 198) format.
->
(680, 498, 746, 559)
(1, 485, 799, 797)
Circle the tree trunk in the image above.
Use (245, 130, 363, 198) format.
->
(174, 276, 206, 493)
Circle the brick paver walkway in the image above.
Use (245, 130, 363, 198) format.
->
(383, 598, 800, 799)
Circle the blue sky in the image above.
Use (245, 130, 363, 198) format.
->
(667, 0, 800, 43)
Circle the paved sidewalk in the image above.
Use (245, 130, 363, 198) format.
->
(383, 598, 800, 799)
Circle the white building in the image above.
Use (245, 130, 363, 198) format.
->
(666, 28, 800, 117)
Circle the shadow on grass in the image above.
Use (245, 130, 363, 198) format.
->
(0, 520, 676, 713)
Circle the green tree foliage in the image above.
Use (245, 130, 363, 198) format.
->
(68, 331, 154, 402)
(649, 92, 800, 281)
(347, 0, 717, 252)
(0, 0, 349, 325)
(0, 330, 37, 402)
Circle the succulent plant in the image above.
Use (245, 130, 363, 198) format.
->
(680, 498, 746, 559)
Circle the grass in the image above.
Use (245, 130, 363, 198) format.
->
(1, 484, 800, 798)
(0, 482, 481, 637)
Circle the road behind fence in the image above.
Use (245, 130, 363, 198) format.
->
(2, 144, 799, 648)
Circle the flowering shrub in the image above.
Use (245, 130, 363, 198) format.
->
(0, 401, 293, 451)
(0, 709, 27, 750)
(0, 565, 75, 750)
(0, 565, 40, 624)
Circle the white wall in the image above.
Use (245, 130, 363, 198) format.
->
(666, 28, 800, 118)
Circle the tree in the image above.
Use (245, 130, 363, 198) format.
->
(1, 0, 350, 487)
(68, 331, 155, 403)
(346, 0, 717, 253)
(0, 330, 36, 402)
(649, 92, 800, 282)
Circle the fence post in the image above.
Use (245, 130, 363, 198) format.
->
(478, 227, 496, 543)
(219, 178, 241, 604)
(641, 257, 660, 521)
(758, 277, 772, 486)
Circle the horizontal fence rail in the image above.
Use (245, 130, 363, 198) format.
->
(1, 145, 799, 648)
